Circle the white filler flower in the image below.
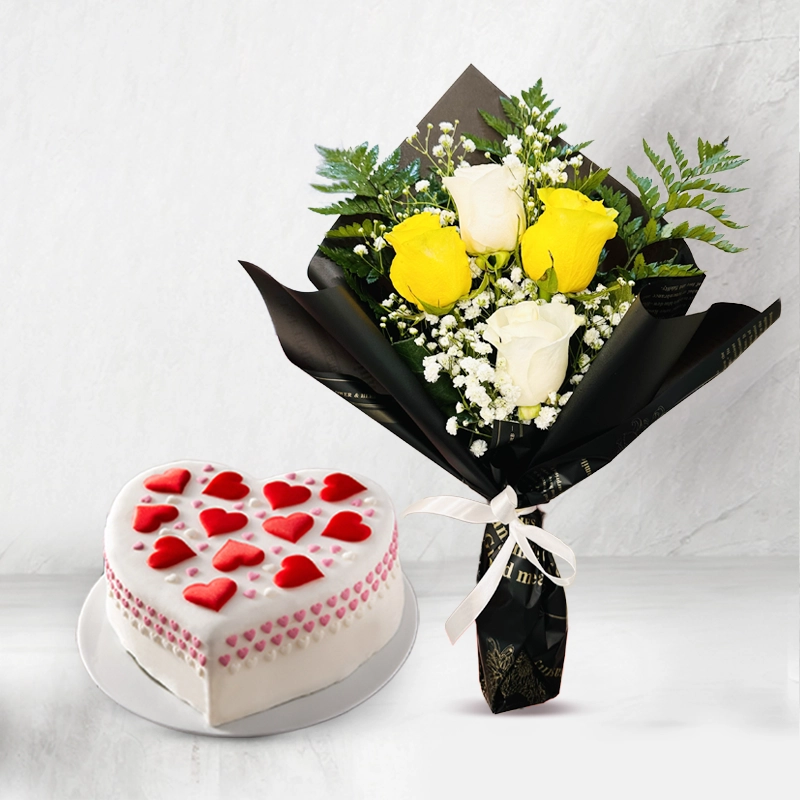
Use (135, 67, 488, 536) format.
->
(483, 300, 582, 406)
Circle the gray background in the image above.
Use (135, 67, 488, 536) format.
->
(0, 0, 797, 573)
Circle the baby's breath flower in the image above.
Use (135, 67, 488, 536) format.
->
(432, 145, 445, 158)
(503, 134, 523, 154)
(583, 328, 603, 350)
(353, 244, 368, 256)
(446, 417, 459, 435)
(470, 439, 488, 457)
(414, 179, 430, 193)
(439, 122, 454, 133)
(534, 406, 559, 430)
(373, 236, 386, 251)
(462, 139, 476, 153)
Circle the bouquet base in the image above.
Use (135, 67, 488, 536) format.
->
(475, 512, 567, 713)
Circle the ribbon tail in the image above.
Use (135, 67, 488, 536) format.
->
(444, 535, 515, 644)
(511, 523, 577, 588)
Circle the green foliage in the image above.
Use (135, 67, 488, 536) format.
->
(551, 140, 591, 159)
(626, 134, 747, 252)
(310, 143, 420, 216)
(478, 109, 515, 139)
(312, 143, 381, 196)
(519, 80, 562, 133)
(463, 133, 505, 159)
(318, 244, 380, 282)
(568, 166, 611, 196)
(393, 338, 461, 415)
(631, 253, 701, 280)
(661, 220, 744, 253)
(309, 197, 383, 216)
(535, 266, 559, 301)
(324, 219, 380, 239)
(596, 185, 636, 240)
(470, 79, 570, 164)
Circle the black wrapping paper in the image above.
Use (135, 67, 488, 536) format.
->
(240, 65, 781, 712)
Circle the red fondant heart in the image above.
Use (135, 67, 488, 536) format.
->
(262, 513, 314, 544)
(212, 540, 265, 572)
(262, 481, 312, 510)
(183, 578, 237, 612)
(144, 468, 191, 495)
(146, 536, 196, 570)
(202, 471, 250, 501)
(273, 555, 324, 589)
(319, 473, 367, 502)
(321, 511, 372, 542)
(199, 508, 248, 537)
(132, 504, 179, 533)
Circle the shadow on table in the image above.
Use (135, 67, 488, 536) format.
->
(451, 698, 584, 717)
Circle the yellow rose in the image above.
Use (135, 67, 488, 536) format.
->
(385, 213, 472, 314)
(521, 188, 619, 293)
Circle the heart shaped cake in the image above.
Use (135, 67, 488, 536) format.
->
(103, 461, 403, 726)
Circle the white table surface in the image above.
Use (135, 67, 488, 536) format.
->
(2, 557, 797, 800)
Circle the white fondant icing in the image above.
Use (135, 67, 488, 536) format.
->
(104, 461, 404, 726)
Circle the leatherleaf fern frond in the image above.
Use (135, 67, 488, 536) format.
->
(310, 143, 420, 216)
(626, 134, 748, 254)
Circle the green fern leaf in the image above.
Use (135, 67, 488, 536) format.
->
(309, 198, 384, 216)
(310, 180, 378, 196)
(324, 220, 376, 239)
(643, 139, 675, 189)
(463, 133, 504, 158)
(668, 133, 689, 178)
(661, 221, 745, 253)
(371, 147, 401, 186)
(318, 244, 375, 279)
(569, 167, 611, 195)
(478, 109, 516, 139)
(500, 97, 528, 129)
(626, 166, 661, 213)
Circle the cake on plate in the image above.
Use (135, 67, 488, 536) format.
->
(103, 461, 403, 726)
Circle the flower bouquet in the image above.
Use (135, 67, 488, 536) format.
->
(240, 65, 780, 712)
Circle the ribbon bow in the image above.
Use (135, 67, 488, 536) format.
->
(403, 485, 576, 644)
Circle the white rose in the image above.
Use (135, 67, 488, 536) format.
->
(483, 300, 581, 406)
(442, 163, 526, 254)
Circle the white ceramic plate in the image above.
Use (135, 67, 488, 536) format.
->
(77, 574, 418, 737)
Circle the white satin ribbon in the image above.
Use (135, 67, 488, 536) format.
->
(403, 486, 576, 644)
